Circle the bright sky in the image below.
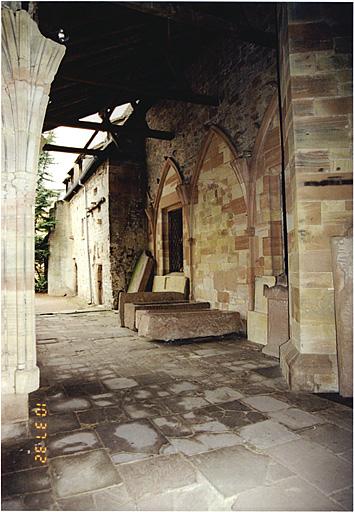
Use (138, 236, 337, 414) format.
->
(43, 104, 132, 195)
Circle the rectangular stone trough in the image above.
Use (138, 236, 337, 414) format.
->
(127, 301, 210, 331)
(138, 309, 242, 341)
(118, 292, 186, 327)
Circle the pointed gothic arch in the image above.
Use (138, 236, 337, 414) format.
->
(152, 158, 186, 275)
(189, 125, 250, 321)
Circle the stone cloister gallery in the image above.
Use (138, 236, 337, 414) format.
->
(1, 2, 353, 511)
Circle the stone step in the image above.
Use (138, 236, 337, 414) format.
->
(118, 292, 186, 327)
(127, 301, 210, 331)
(138, 309, 242, 341)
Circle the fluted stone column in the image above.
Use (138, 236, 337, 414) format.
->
(1, 7, 65, 435)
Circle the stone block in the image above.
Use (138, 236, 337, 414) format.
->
(118, 291, 185, 327)
(331, 234, 353, 396)
(124, 300, 188, 330)
(127, 251, 154, 293)
(138, 309, 242, 341)
(280, 338, 339, 392)
(262, 285, 289, 358)
(247, 310, 267, 345)
(129, 301, 210, 331)
(255, 276, 276, 313)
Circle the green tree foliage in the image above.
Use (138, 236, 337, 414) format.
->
(35, 133, 58, 292)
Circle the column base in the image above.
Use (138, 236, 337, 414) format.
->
(15, 366, 40, 394)
(1, 393, 29, 443)
(280, 339, 339, 393)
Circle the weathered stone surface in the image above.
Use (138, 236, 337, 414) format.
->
(118, 453, 198, 501)
(50, 449, 121, 498)
(267, 439, 352, 495)
(280, 339, 339, 392)
(127, 251, 154, 293)
(269, 407, 325, 430)
(242, 395, 290, 413)
(95, 419, 170, 454)
(138, 309, 242, 340)
(118, 291, 185, 327)
(263, 284, 289, 358)
(190, 445, 271, 498)
(2, 467, 51, 498)
(278, 3, 352, 393)
(331, 235, 353, 397)
(3, 305, 350, 510)
(232, 475, 343, 511)
(239, 419, 299, 449)
(300, 423, 353, 454)
(126, 300, 210, 331)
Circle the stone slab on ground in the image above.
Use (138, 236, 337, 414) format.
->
(138, 309, 242, 340)
(126, 300, 210, 331)
(232, 475, 343, 511)
(49, 449, 121, 498)
(118, 453, 198, 501)
(190, 445, 272, 498)
(118, 291, 185, 327)
(267, 439, 352, 495)
(239, 419, 299, 449)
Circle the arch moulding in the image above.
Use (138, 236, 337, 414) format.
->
(151, 157, 183, 260)
(190, 125, 249, 206)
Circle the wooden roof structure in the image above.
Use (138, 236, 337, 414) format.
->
(32, 2, 276, 156)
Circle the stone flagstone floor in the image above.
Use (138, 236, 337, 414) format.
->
(2, 308, 353, 511)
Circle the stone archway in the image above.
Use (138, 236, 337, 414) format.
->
(152, 158, 185, 275)
(189, 126, 249, 320)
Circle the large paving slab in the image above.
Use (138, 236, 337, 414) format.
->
(266, 439, 352, 495)
(118, 453, 199, 501)
(49, 449, 121, 498)
(138, 309, 242, 340)
(232, 475, 343, 511)
(190, 445, 273, 498)
(239, 419, 299, 449)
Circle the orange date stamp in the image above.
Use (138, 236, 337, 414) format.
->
(33, 403, 48, 464)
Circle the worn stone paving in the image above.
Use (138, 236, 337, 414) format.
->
(2, 309, 353, 511)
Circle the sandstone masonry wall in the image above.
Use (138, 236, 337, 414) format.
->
(278, 3, 353, 391)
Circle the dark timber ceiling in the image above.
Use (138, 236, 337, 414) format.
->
(32, 2, 276, 133)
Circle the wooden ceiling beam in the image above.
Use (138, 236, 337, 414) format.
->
(118, 2, 276, 48)
(53, 119, 174, 140)
(43, 144, 104, 156)
(62, 75, 219, 106)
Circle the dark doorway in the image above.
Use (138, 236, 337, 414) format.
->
(168, 208, 183, 272)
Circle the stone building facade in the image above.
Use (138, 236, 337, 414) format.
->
(48, 157, 147, 308)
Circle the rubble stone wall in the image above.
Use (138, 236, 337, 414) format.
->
(109, 159, 148, 307)
(146, 37, 277, 203)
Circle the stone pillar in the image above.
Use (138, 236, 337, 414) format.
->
(278, 4, 353, 391)
(1, 7, 65, 436)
